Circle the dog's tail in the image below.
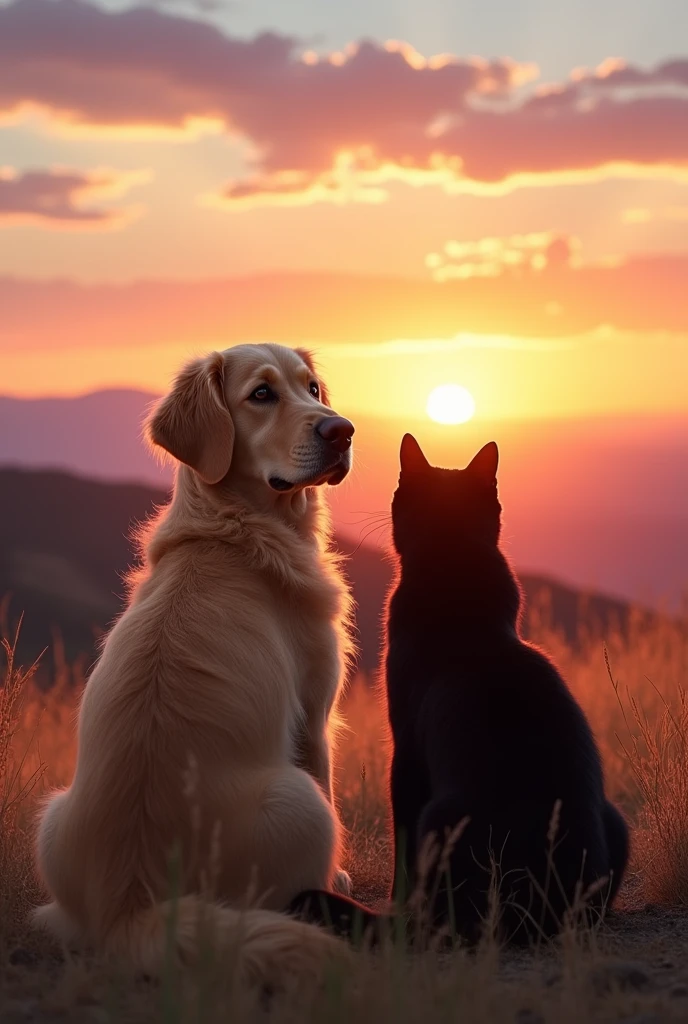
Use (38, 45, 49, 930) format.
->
(33, 896, 349, 989)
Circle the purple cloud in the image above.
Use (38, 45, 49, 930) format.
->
(0, 167, 148, 228)
(1, 0, 688, 204)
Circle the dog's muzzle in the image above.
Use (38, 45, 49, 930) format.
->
(268, 416, 355, 492)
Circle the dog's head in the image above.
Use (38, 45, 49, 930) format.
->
(147, 344, 354, 495)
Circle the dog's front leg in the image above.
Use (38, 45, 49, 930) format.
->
(298, 715, 334, 804)
(296, 712, 352, 896)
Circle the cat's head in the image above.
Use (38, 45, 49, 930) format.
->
(392, 434, 502, 558)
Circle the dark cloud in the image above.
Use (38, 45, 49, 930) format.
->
(0, 167, 145, 227)
(145, 0, 237, 12)
(1, 0, 688, 204)
(0, 0, 297, 129)
(0, 1, 529, 174)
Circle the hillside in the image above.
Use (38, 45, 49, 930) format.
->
(0, 467, 644, 679)
(0, 389, 168, 486)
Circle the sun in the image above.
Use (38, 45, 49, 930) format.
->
(426, 384, 476, 425)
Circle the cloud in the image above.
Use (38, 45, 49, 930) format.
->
(0, 166, 150, 228)
(201, 162, 389, 208)
(2, 0, 688, 204)
(145, 0, 237, 12)
(622, 205, 688, 224)
(425, 232, 579, 280)
(2, 253, 688, 352)
(0, 0, 296, 135)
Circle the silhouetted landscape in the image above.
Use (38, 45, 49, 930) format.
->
(0, 466, 652, 679)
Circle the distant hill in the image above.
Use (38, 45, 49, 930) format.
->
(0, 389, 169, 487)
(0, 467, 645, 681)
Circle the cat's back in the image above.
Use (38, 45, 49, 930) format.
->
(404, 632, 604, 807)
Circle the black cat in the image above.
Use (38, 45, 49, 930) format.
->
(385, 434, 628, 944)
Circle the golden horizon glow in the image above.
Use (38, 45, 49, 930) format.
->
(1, 329, 686, 425)
(426, 384, 476, 425)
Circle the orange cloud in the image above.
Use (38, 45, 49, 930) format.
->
(3, 253, 688, 354)
(0, 166, 149, 229)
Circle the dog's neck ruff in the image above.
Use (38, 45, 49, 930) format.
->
(138, 468, 336, 591)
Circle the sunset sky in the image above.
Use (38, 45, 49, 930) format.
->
(1, 0, 687, 425)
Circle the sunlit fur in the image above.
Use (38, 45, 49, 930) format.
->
(385, 434, 629, 944)
(32, 343, 355, 987)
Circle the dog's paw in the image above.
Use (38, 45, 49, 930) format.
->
(332, 869, 352, 896)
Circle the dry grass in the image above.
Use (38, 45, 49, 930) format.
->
(608, 651, 688, 907)
(2, 604, 688, 1021)
(0, 622, 46, 956)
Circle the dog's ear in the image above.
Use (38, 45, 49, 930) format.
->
(146, 352, 234, 484)
(466, 441, 499, 486)
(296, 348, 330, 407)
(400, 433, 431, 476)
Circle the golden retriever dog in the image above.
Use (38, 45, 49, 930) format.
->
(32, 343, 358, 987)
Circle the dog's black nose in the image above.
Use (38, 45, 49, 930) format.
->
(316, 416, 355, 453)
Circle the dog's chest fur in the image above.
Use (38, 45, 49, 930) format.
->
(239, 513, 353, 726)
(126, 498, 353, 767)
(279, 566, 348, 712)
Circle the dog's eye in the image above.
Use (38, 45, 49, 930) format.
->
(309, 382, 320, 399)
(249, 384, 276, 402)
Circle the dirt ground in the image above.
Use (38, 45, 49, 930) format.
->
(3, 882, 688, 1024)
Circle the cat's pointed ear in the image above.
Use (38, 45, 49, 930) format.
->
(467, 441, 499, 485)
(400, 433, 431, 476)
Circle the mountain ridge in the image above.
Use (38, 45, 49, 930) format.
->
(0, 466, 647, 681)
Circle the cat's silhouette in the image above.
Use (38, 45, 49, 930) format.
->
(385, 434, 628, 943)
